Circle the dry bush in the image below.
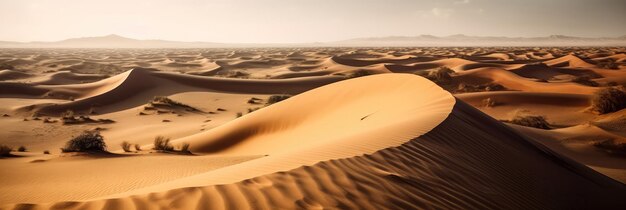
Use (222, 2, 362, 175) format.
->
(0, 145, 12, 156)
(180, 143, 190, 153)
(236, 112, 243, 118)
(593, 139, 626, 156)
(17, 146, 26, 152)
(591, 87, 626, 114)
(120, 141, 131, 152)
(61, 131, 107, 152)
(43, 150, 50, 154)
(153, 136, 174, 151)
(427, 66, 454, 83)
(507, 112, 551, 129)
(134, 144, 141, 151)
(345, 70, 374, 79)
(267, 95, 291, 105)
(150, 96, 200, 112)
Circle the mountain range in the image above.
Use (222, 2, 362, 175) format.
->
(1, 34, 625, 48)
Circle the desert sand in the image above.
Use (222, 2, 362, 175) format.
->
(1, 47, 626, 209)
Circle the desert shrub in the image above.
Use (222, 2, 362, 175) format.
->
(0, 145, 12, 156)
(17, 146, 26, 152)
(153, 136, 174, 151)
(180, 143, 190, 153)
(120, 141, 131, 152)
(43, 150, 50, 154)
(134, 144, 141, 151)
(345, 70, 373, 79)
(61, 131, 107, 152)
(572, 76, 599, 87)
(593, 139, 626, 156)
(482, 98, 497, 107)
(151, 96, 200, 112)
(267, 95, 291, 105)
(236, 112, 243, 118)
(509, 114, 551, 129)
(427, 66, 454, 83)
(591, 87, 626, 114)
(597, 59, 619, 70)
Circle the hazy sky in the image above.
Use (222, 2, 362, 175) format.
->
(1, 0, 625, 43)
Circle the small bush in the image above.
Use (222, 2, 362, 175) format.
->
(120, 141, 131, 152)
(267, 95, 291, 105)
(593, 139, 626, 156)
(151, 96, 200, 112)
(236, 112, 243, 118)
(597, 59, 619, 70)
(180, 143, 190, 153)
(153, 136, 174, 151)
(134, 144, 141, 151)
(0, 145, 12, 156)
(509, 114, 551, 129)
(572, 76, 599, 87)
(43, 150, 50, 154)
(345, 70, 373, 79)
(427, 67, 454, 83)
(16, 146, 26, 152)
(591, 87, 626, 114)
(61, 131, 107, 152)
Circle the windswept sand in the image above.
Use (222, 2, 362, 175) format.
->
(1, 47, 626, 209)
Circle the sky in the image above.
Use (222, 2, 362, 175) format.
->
(1, 0, 625, 43)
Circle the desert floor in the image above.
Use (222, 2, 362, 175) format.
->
(0, 47, 625, 209)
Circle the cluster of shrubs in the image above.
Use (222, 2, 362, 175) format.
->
(597, 59, 619, 70)
(149, 96, 201, 112)
(60, 131, 107, 152)
(571, 76, 599, 87)
(456, 83, 505, 93)
(504, 111, 551, 129)
(266, 95, 291, 105)
(344, 70, 374, 79)
(591, 87, 626, 114)
(593, 139, 626, 156)
(60, 110, 115, 125)
(153, 136, 190, 153)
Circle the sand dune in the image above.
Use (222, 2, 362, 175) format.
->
(1, 47, 626, 209)
(3, 75, 624, 209)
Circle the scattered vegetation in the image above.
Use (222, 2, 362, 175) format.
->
(60, 110, 115, 125)
(266, 95, 291, 105)
(571, 76, 599, 87)
(17, 146, 26, 152)
(0, 145, 12, 157)
(61, 131, 107, 153)
(482, 98, 497, 107)
(120, 141, 132, 152)
(180, 143, 190, 153)
(507, 113, 551, 129)
(344, 70, 374, 79)
(456, 83, 506, 93)
(153, 136, 174, 152)
(148, 96, 201, 112)
(593, 139, 626, 156)
(597, 59, 619, 70)
(427, 66, 454, 83)
(591, 87, 626, 114)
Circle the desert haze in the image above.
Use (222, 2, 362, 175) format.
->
(2, 0, 626, 209)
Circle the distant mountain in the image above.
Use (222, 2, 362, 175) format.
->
(1, 34, 625, 48)
(0, 34, 261, 48)
(333, 34, 626, 47)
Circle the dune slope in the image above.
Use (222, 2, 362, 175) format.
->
(4, 74, 625, 210)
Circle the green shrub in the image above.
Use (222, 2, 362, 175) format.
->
(61, 131, 107, 152)
(153, 136, 174, 151)
(591, 87, 626, 114)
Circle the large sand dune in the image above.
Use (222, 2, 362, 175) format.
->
(1, 47, 626, 209)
